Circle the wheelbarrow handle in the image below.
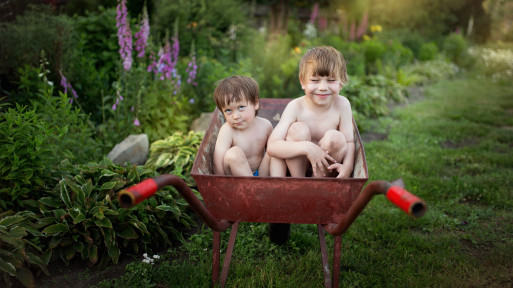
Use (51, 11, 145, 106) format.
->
(118, 175, 231, 232)
(324, 180, 426, 236)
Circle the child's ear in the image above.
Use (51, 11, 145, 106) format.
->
(299, 77, 306, 90)
(255, 101, 260, 110)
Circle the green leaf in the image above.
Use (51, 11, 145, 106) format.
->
(70, 209, 86, 224)
(42, 223, 69, 235)
(94, 217, 112, 228)
(39, 197, 63, 208)
(42, 250, 52, 265)
(100, 169, 117, 177)
(0, 215, 25, 227)
(116, 225, 138, 239)
(100, 181, 117, 190)
(81, 179, 94, 198)
(8, 226, 27, 238)
(59, 180, 72, 207)
(0, 261, 16, 276)
(49, 236, 61, 248)
(156, 204, 181, 216)
(108, 244, 120, 264)
(16, 267, 35, 287)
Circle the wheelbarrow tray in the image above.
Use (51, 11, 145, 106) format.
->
(191, 98, 368, 225)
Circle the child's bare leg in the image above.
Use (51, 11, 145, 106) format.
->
(318, 129, 348, 176)
(285, 122, 310, 177)
(223, 146, 253, 176)
(258, 152, 272, 177)
(270, 156, 287, 177)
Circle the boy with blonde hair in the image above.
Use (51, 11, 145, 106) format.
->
(213, 75, 273, 176)
(267, 46, 355, 178)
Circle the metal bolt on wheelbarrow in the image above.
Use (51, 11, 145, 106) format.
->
(118, 99, 427, 288)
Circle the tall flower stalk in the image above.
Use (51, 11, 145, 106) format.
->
(116, 0, 132, 71)
(134, 5, 150, 58)
(186, 41, 197, 86)
(59, 71, 78, 103)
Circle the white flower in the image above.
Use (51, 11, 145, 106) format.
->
(153, 255, 160, 259)
(142, 259, 151, 264)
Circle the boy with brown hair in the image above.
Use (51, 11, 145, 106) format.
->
(267, 46, 355, 178)
(213, 75, 273, 176)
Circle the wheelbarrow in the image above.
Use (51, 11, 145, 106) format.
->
(118, 98, 427, 288)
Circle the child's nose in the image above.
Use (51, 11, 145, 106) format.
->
(318, 80, 328, 90)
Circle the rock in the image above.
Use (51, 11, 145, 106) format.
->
(107, 134, 149, 165)
(190, 112, 214, 132)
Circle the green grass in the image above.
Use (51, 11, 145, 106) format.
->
(96, 76, 513, 288)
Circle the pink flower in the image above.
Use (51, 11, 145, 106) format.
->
(59, 71, 79, 103)
(116, 0, 132, 71)
(134, 6, 150, 58)
(186, 55, 197, 86)
(134, 117, 140, 126)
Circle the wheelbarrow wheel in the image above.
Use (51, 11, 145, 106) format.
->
(269, 223, 291, 245)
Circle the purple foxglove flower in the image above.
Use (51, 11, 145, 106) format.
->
(134, 6, 150, 58)
(134, 117, 140, 126)
(116, 0, 132, 71)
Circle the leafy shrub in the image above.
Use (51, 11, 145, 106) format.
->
(345, 74, 407, 119)
(470, 47, 513, 83)
(137, 79, 193, 143)
(442, 33, 474, 68)
(0, 104, 59, 210)
(146, 131, 204, 186)
(37, 158, 195, 269)
(64, 6, 120, 123)
(383, 40, 414, 68)
(246, 33, 303, 99)
(402, 56, 459, 84)
(361, 39, 386, 74)
(418, 42, 440, 61)
(0, 211, 49, 288)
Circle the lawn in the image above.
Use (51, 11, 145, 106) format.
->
(73, 75, 513, 288)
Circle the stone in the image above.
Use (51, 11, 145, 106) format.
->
(190, 112, 214, 132)
(107, 134, 149, 165)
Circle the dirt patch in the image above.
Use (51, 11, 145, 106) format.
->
(441, 138, 480, 149)
(25, 257, 134, 288)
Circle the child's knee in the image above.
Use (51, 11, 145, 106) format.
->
(319, 130, 347, 155)
(224, 146, 246, 164)
(286, 122, 311, 141)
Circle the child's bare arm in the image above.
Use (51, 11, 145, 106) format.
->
(329, 97, 355, 178)
(213, 124, 233, 175)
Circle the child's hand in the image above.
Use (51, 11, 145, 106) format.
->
(306, 143, 336, 176)
(328, 163, 348, 178)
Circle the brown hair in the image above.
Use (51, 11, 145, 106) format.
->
(213, 75, 260, 112)
(299, 46, 349, 85)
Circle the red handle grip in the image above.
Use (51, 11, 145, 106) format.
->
(386, 186, 426, 218)
(118, 178, 158, 208)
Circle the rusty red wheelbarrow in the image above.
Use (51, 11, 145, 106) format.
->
(118, 98, 427, 288)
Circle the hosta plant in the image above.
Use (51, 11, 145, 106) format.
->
(37, 158, 195, 269)
(146, 130, 204, 186)
(0, 211, 48, 288)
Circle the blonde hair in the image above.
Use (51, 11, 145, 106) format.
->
(213, 76, 259, 113)
(299, 46, 349, 85)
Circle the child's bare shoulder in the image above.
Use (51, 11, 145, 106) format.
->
(334, 95, 351, 108)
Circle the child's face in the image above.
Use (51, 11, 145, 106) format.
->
(300, 71, 342, 106)
(221, 98, 259, 131)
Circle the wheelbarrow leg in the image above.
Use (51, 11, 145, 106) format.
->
(333, 235, 342, 288)
(318, 225, 332, 288)
(220, 221, 240, 288)
(212, 231, 221, 287)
